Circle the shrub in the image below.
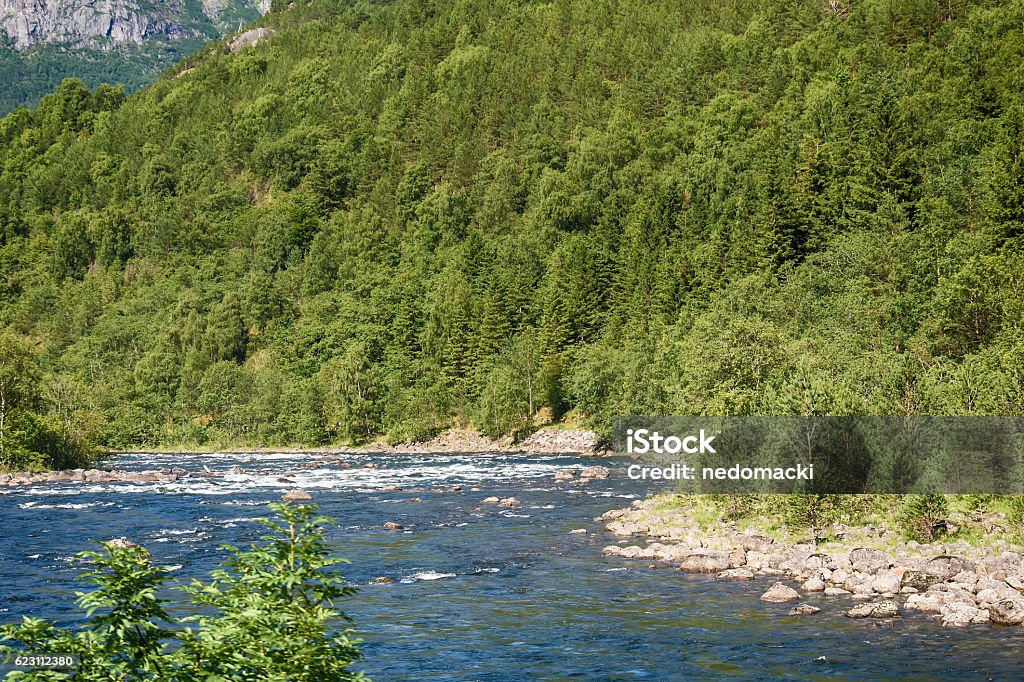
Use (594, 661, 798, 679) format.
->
(0, 503, 367, 681)
(899, 494, 950, 542)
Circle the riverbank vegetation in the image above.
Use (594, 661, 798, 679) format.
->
(661, 493, 1024, 548)
(1, 0, 1023, 453)
(0, 333, 100, 472)
(0, 503, 366, 681)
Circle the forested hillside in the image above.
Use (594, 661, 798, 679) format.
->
(1, 0, 1022, 460)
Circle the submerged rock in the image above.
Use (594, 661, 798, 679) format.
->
(789, 603, 821, 616)
(281, 489, 313, 502)
(383, 522, 404, 530)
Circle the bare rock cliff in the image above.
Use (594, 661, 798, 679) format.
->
(0, 0, 268, 50)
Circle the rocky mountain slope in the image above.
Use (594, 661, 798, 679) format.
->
(0, 0, 269, 112)
(0, 0, 269, 50)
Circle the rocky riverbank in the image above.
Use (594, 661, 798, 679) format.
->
(122, 427, 603, 457)
(600, 495, 1024, 628)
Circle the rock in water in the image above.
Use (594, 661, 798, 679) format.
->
(940, 601, 989, 627)
(989, 599, 1024, 626)
(579, 465, 610, 480)
(846, 600, 899, 619)
(789, 603, 821, 616)
(383, 522, 404, 530)
(281, 489, 313, 502)
(760, 583, 801, 602)
(716, 568, 755, 581)
(104, 538, 138, 549)
(481, 496, 500, 503)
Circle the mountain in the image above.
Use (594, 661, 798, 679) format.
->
(0, 0, 269, 113)
(0, 0, 1022, 466)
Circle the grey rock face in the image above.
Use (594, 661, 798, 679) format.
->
(0, 0, 268, 50)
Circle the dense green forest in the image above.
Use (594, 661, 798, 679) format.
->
(1, 0, 1023, 465)
(0, 42, 192, 115)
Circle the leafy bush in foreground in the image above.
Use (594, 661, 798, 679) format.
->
(0, 503, 367, 681)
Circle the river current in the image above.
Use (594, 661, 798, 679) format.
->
(2, 451, 1023, 680)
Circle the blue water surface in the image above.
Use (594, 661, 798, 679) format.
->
(2, 451, 1023, 681)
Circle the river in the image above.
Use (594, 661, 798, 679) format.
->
(2, 451, 1023, 680)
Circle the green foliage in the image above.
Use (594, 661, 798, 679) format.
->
(900, 494, 951, 542)
(0, 503, 366, 681)
(1, 0, 1024, 451)
(0, 333, 99, 471)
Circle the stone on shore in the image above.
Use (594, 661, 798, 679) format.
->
(760, 583, 800, 603)
(940, 601, 989, 627)
(846, 600, 899, 619)
(716, 568, 755, 581)
(801, 577, 825, 592)
(679, 552, 731, 574)
(989, 599, 1024, 626)
(281, 489, 312, 502)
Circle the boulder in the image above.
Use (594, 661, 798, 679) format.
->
(104, 538, 138, 550)
(679, 552, 731, 574)
(924, 556, 974, 581)
(846, 600, 899, 619)
(902, 569, 943, 591)
(715, 568, 755, 581)
(369, 576, 394, 584)
(569, 528, 587, 535)
(482, 497, 501, 503)
(788, 603, 821, 616)
(849, 548, 889, 575)
(579, 466, 610, 480)
(760, 583, 800, 603)
(990, 599, 1024, 626)
(801, 577, 825, 592)
(383, 522, 404, 530)
(871, 571, 902, 595)
(281, 489, 312, 502)
(940, 601, 989, 627)
(498, 497, 519, 507)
